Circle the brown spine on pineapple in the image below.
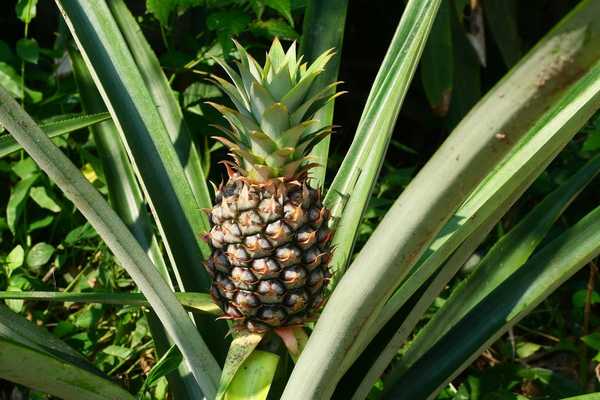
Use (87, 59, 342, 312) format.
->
(204, 169, 332, 333)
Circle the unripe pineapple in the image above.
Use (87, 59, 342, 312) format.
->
(204, 39, 338, 333)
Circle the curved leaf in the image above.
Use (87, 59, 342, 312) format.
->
(0, 304, 134, 400)
(0, 112, 110, 158)
(0, 85, 220, 398)
(386, 203, 600, 399)
(0, 291, 221, 315)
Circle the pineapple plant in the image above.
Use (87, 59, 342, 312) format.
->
(204, 39, 338, 333)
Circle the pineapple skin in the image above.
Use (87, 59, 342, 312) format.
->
(205, 174, 332, 333)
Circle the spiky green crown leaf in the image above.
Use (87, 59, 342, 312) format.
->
(210, 38, 340, 181)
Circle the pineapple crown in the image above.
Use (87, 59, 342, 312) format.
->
(209, 38, 341, 182)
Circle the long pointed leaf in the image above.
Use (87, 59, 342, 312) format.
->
(325, 0, 443, 283)
(385, 203, 600, 399)
(353, 153, 600, 398)
(0, 86, 221, 398)
(0, 112, 110, 158)
(351, 0, 600, 364)
(55, 0, 227, 362)
(0, 305, 134, 400)
(216, 332, 265, 400)
(69, 46, 201, 400)
(0, 291, 220, 314)
(281, 1, 442, 398)
(300, 0, 348, 187)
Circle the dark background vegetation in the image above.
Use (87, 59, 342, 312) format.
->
(0, 0, 599, 399)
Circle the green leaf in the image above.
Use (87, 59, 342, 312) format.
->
(327, 0, 443, 283)
(360, 0, 600, 369)
(0, 112, 111, 158)
(0, 62, 22, 98)
(0, 84, 221, 397)
(516, 342, 542, 358)
(15, 0, 38, 24)
(102, 344, 133, 359)
(138, 345, 183, 396)
(106, 0, 227, 363)
(29, 186, 61, 212)
(216, 332, 265, 400)
(263, 0, 294, 26)
(0, 291, 221, 315)
(4, 245, 24, 278)
(25, 243, 55, 269)
(581, 333, 600, 351)
(0, 40, 18, 66)
(420, 0, 453, 115)
(145, 0, 175, 26)
(68, 46, 201, 399)
(300, 0, 348, 187)
(28, 215, 54, 233)
(572, 289, 600, 307)
(207, 11, 252, 35)
(583, 129, 600, 151)
(11, 158, 38, 178)
(16, 38, 39, 64)
(385, 203, 600, 399)
(6, 174, 38, 235)
(282, 2, 442, 398)
(484, 0, 522, 67)
(224, 350, 279, 400)
(389, 153, 600, 377)
(0, 304, 134, 399)
(250, 20, 299, 40)
(5, 276, 30, 313)
(562, 395, 600, 400)
(65, 223, 98, 245)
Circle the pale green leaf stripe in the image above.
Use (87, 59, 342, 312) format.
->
(216, 332, 264, 400)
(0, 338, 134, 399)
(562, 394, 600, 400)
(0, 112, 110, 158)
(281, 1, 443, 398)
(69, 44, 201, 400)
(300, 0, 349, 188)
(386, 203, 600, 399)
(0, 304, 134, 399)
(0, 291, 221, 315)
(107, 0, 212, 225)
(370, 0, 600, 351)
(54, 1, 213, 298)
(103, 1, 228, 364)
(326, 0, 442, 283)
(0, 86, 220, 398)
(69, 48, 171, 283)
(353, 153, 600, 399)
(397, 152, 600, 371)
(350, 166, 540, 399)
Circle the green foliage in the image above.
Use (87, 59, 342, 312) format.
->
(0, 1, 599, 399)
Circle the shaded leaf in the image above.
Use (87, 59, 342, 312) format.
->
(225, 350, 279, 400)
(138, 345, 183, 396)
(420, 0, 453, 115)
(15, 0, 38, 24)
(29, 186, 61, 212)
(251, 20, 299, 40)
(6, 175, 38, 235)
(217, 331, 265, 400)
(16, 38, 39, 64)
(25, 243, 55, 269)
(5, 245, 24, 278)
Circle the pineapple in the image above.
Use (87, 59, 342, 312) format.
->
(204, 39, 338, 333)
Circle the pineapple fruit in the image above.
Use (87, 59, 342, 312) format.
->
(204, 39, 338, 333)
